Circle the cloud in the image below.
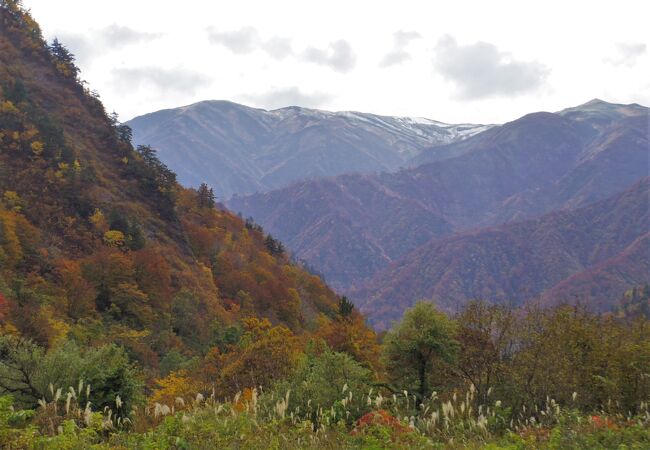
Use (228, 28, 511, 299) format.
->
(207, 27, 260, 54)
(241, 87, 333, 109)
(53, 32, 93, 65)
(264, 36, 293, 59)
(111, 67, 212, 94)
(207, 28, 355, 70)
(301, 40, 356, 72)
(101, 25, 162, 47)
(207, 27, 293, 59)
(433, 35, 548, 99)
(53, 25, 162, 66)
(604, 42, 647, 67)
(380, 30, 421, 67)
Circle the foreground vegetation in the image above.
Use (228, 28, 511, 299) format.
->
(1, 385, 649, 449)
(0, 299, 648, 449)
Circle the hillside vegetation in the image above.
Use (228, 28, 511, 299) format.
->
(0, 0, 376, 397)
(356, 178, 649, 328)
(0, 2, 649, 448)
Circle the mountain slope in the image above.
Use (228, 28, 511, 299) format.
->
(0, 4, 369, 369)
(127, 100, 490, 198)
(229, 103, 648, 289)
(355, 178, 650, 328)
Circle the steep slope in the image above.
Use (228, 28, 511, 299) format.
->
(488, 113, 650, 224)
(231, 174, 452, 290)
(229, 104, 648, 289)
(540, 233, 650, 311)
(127, 100, 490, 198)
(0, 4, 364, 369)
(356, 178, 650, 328)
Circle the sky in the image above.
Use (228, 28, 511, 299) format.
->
(23, 0, 650, 124)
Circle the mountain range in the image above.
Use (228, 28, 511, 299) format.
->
(226, 100, 649, 324)
(125, 81, 648, 328)
(126, 101, 491, 198)
(354, 178, 649, 328)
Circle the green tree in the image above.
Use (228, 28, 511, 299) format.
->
(47, 38, 79, 79)
(197, 183, 215, 208)
(0, 337, 142, 417)
(130, 145, 177, 219)
(383, 302, 459, 406)
(269, 346, 373, 426)
(338, 296, 355, 318)
(455, 300, 516, 406)
(264, 235, 284, 256)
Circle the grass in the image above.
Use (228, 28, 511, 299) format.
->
(0, 382, 648, 449)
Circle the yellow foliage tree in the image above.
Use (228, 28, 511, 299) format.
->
(29, 140, 43, 156)
(150, 370, 203, 409)
(103, 230, 125, 247)
(210, 318, 301, 396)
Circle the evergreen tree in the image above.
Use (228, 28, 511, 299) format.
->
(338, 296, 354, 318)
(127, 222, 146, 250)
(48, 38, 79, 79)
(264, 235, 285, 256)
(197, 183, 215, 208)
(108, 210, 130, 234)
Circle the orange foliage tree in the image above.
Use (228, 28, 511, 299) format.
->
(203, 317, 301, 397)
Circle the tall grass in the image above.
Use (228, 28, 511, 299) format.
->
(17, 380, 649, 449)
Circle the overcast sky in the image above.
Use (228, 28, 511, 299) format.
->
(23, 0, 650, 124)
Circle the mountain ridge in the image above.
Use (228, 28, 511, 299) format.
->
(228, 101, 648, 299)
(127, 100, 492, 198)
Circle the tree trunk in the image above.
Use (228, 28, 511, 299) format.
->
(417, 356, 427, 408)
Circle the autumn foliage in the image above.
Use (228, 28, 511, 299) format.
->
(0, 0, 377, 391)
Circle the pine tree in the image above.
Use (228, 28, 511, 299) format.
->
(48, 38, 79, 79)
(338, 296, 354, 318)
(264, 235, 285, 256)
(197, 183, 215, 208)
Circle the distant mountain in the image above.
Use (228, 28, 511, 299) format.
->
(126, 101, 491, 198)
(411, 98, 647, 166)
(228, 100, 649, 291)
(354, 178, 650, 328)
(558, 98, 648, 129)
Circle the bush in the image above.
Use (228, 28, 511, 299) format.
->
(0, 337, 142, 417)
(269, 346, 374, 426)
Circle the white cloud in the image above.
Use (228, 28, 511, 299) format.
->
(604, 42, 647, 67)
(301, 40, 356, 72)
(379, 30, 421, 67)
(111, 67, 212, 94)
(433, 35, 549, 99)
(24, 0, 650, 124)
(207, 27, 260, 54)
(207, 27, 293, 59)
(53, 25, 161, 66)
(207, 27, 356, 72)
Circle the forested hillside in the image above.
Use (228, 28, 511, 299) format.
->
(229, 101, 649, 299)
(0, 0, 377, 394)
(355, 179, 649, 328)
